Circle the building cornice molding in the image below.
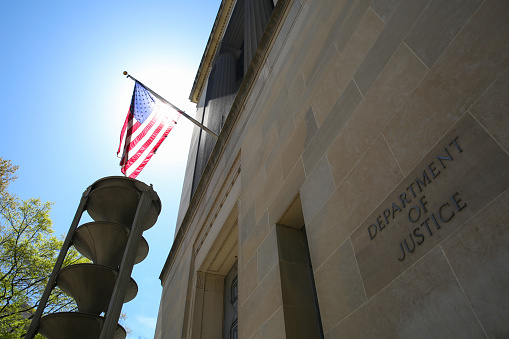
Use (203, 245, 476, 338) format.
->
(189, 0, 236, 103)
(160, 0, 294, 285)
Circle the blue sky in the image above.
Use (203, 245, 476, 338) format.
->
(1, 1, 219, 337)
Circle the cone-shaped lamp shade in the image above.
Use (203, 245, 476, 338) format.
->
(86, 176, 161, 230)
(38, 312, 126, 339)
(73, 221, 149, 268)
(57, 264, 137, 315)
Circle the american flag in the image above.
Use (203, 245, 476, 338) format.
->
(117, 81, 180, 178)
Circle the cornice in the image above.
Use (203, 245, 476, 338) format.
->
(189, 0, 237, 103)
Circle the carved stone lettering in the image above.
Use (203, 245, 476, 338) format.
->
(351, 115, 509, 298)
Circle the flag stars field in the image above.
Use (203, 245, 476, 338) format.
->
(118, 82, 181, 178)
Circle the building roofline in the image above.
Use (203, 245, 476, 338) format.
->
(189, 0, 237, 103)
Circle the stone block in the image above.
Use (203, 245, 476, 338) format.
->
(268, 158, 306, 226)
(257, 226, 279, 283)
(300, 155, 335, 225)
(469, 67, 509, 152)
(307, 135, 403, 269)
(280, 107, 317, 180)
(259, 121, 279, 165)
(353, 0, 429, 95)
(312, 7, 384, 127)
(248, 330, 261, 339)
(240, 211, 270, 270)
(240, 201, 256, 246)
(442, 189, 509, 338)
(260, 306, 286, 339)
(285, 6, 325, 88)
(258, 93, 279, 139)
(258, 83, 284, 135)
(287, 71, 306, 111)
(383, 0, 509, 174)
(263, 104, 296, 180)
(326, 43, 427, 186)
(239, 264, 283, 339)
(404, 0, 483, 68)
(326, 248, 486, 338)
(370, 0, 400, 23)
(241, 166, 265, 223)
(313, 239, 366, 333)
(239, 253, 258, 307)
(333, 0, 373, 54)
(351, 114, 509, 297)
(241, 128, 264, 190)
(255, 159, 283, 222)
(157, 251, 191, 338)
(302, 0, 355, 85)
(303, 80, 363, 175)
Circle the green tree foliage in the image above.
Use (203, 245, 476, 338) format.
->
(0, 159, 17, 212)
(0, 159, 88, 338)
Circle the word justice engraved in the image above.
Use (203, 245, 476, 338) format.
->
(365, 136, 466, 261)
(396, 192, 466, 261)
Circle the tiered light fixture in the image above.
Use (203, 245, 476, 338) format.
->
(24, 176, 161, 339)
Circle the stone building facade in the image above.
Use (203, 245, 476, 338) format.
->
(155, 0, 509, 338)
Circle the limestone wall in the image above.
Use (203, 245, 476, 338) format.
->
(238, 0, 509, 337)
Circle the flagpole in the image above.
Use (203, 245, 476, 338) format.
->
(123, 71, 219, 139)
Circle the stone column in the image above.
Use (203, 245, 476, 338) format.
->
(192, 50, 237, 196)
(244, 0, 274, 72)
(205, 49, 237, 133)
(208, 51, 237, 107)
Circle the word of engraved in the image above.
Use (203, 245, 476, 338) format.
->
(396, 192, 467, 261)
(367, 137, 463, 240)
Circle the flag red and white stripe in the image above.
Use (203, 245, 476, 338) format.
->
(117, 81, 180, 178)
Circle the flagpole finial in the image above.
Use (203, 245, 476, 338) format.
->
(123, 71, 128, 76)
